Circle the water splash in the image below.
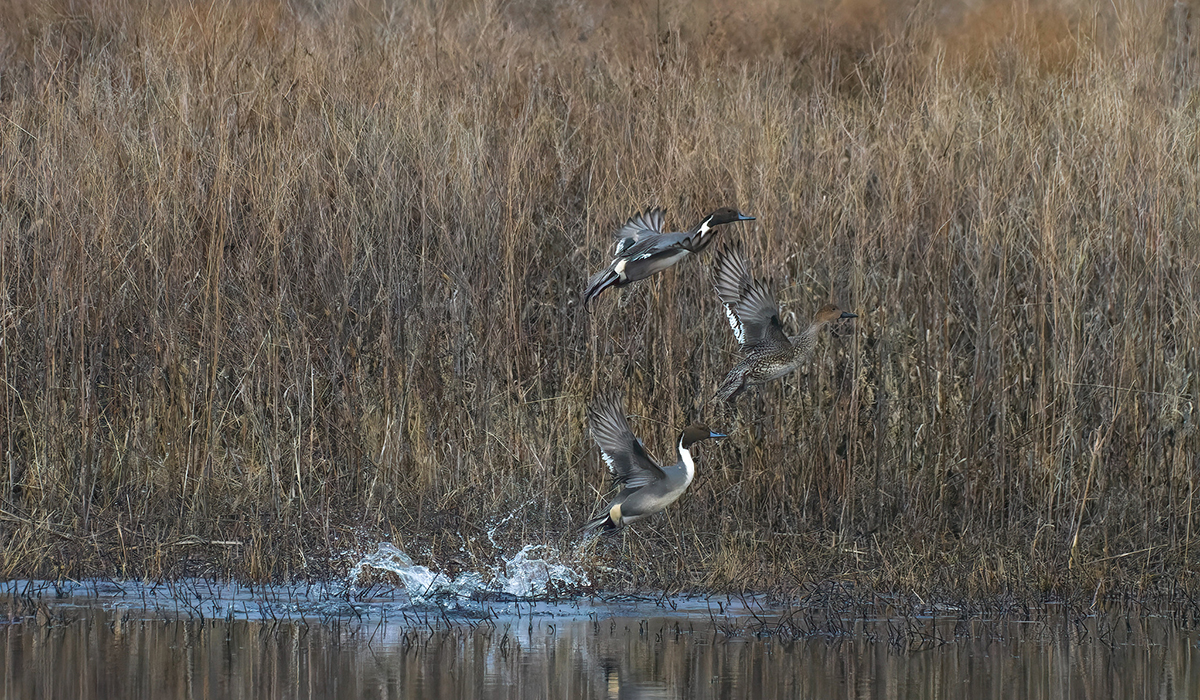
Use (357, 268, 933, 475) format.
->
(494, 544, 589, 598)
(349, 542, 588, 602)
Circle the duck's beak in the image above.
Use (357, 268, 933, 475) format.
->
(736, 213, 755, 221)
(840, 311, 858, 319)
(709, 431, 728, 439)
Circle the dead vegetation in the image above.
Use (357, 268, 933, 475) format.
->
(0, 0, 1197, 600)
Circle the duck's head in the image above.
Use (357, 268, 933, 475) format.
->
(680, 424, 727, 449)
(814, 303, 858, 325)
(704, 208, 755, 227)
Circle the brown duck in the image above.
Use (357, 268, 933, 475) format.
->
(711, 243, 857, 403)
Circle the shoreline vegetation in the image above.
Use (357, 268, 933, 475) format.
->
(1, 0, 1198, 605)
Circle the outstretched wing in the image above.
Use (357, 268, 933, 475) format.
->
(587, 393, 665, 489)
(612, 208, 667, 256)
(712, 243, 789, 352)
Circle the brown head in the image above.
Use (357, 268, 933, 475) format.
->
(701, 208, 755, 228)
(813, 303, 858, 325)
(679, 424, 727, 450)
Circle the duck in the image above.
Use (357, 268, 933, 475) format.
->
(582, 393, 726, 532)
(584, 207, 754, 309)
(711, 242, 857, 403)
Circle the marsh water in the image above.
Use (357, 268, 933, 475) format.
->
(2, 545, 1198, 699)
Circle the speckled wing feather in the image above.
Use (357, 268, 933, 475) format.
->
(587, 394, 665, 489)
(712, 244, 789, 352)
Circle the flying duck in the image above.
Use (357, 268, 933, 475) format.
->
(582, 393, 726, 532)
(583, 207, 754, 309)
(711, 243, 857, 403)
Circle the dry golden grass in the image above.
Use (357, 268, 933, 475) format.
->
(0, 0, 1197, 600)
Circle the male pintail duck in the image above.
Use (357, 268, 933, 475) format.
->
(711, 243, 857, 403)
(582, 393, 726, 532)
(584, 207, 754, 309)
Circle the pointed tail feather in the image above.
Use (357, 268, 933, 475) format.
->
(584, 266, 620, 309)
(580, 512, 619, 534)
(713, 370, 747, 404)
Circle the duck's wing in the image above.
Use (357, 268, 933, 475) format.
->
(615, 231, 696, 261)
(587, 394, 666, 489)
(712, 243, 790, 352)
(612, 208, 667, 256)
(614, 209, 666, 240)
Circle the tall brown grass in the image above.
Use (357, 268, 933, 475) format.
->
(0, 0, 1197, 598)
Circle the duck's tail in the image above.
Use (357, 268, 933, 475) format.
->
(713, 368, 748, 404)
(583, 265, 620, 310)
(580, 512, 620, 535)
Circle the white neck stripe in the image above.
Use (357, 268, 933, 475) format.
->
(678, 435, 695, 484)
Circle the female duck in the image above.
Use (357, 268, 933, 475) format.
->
(583, 393, 725, 532)
(712, 243, 857, 403)
(584, 207, 754, 308)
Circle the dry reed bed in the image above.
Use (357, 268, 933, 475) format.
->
(0, 0, 1197, 599)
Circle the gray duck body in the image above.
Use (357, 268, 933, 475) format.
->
(583, 393, 724, 532)
(583, 207, 754, 308)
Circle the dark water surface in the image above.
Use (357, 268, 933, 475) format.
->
(2, 580, 1198, 699)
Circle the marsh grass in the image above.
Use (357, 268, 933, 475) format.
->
(0, 0, 1198, 600)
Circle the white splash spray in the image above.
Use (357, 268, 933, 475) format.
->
(349, 542, 588, 603)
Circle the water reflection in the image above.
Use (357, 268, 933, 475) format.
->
(2, 592, 1198, 699)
